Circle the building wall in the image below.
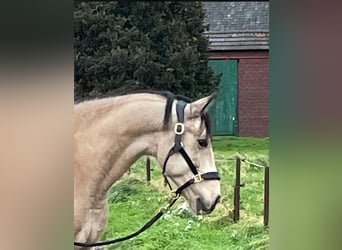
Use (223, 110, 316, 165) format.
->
(238, 58, 269, 137)
(210, 51, 269, 137)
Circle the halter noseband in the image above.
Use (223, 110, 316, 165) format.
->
(162, 100, 220, 197)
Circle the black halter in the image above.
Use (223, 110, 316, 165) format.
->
(162, 100, 220, 197)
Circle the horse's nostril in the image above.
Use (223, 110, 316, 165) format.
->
(197, 195, 221, 214)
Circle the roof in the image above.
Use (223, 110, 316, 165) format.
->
(202, 2, 269, 51)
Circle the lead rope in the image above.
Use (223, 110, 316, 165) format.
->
(74, 194, 180, 248)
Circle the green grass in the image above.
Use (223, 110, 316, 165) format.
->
(101, 136, 269, 249)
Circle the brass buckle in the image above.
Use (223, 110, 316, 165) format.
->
(174, 123, 184, 135)
(169, 190, 180, 201)
(194, 173, 203, 183)
(170, 190, 178, 198)
(159, 206, 169, 213)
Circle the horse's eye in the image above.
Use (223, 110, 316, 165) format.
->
(198, 139, 208, 148)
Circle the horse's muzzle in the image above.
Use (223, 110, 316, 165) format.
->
(196, 195, 221, 214)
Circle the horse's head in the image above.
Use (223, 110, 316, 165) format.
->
(156, 94, 221, 215)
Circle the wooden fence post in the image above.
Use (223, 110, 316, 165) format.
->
(146, 157, 151, 185)
(233, 157, 241, 222)
(264, 165, 269, 227)
(233, 157, 269, 226)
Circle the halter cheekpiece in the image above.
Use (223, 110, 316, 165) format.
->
(162, 100, 220, 197)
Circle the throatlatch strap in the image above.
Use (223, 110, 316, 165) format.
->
(162, 100, 187, 184)
(163, 100, 187, 174)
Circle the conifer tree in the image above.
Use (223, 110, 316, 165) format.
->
(74, 1, 220, 101)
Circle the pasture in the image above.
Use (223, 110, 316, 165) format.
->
(101, 136, 269, 249)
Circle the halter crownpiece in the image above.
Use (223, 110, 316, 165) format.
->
(162, 100, 220, 196)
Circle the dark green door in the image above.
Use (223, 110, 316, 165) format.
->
(208, 60, 238, 135)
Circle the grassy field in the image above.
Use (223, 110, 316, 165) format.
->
(101, 136, 269, 249)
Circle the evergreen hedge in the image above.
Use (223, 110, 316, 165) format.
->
(74, 1, 220, 102)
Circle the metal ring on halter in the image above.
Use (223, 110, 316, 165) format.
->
(174, 123, 184, 135)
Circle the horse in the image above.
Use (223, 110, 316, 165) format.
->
(74, 91, 221, 249)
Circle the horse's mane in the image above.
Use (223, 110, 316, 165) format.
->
(127, 90, 211, 136)
(130, 90, 191, 129)
(139, 91, 213, 139)
(77, 89, 212, 136)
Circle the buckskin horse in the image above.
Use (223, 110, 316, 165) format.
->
(74, 92, 221, 249)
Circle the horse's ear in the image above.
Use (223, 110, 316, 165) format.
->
(187, 94, 216, 118)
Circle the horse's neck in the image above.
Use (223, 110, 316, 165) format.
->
(75, 94, 168, 199)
